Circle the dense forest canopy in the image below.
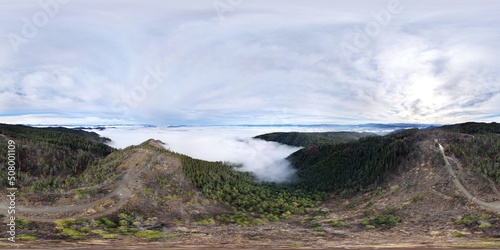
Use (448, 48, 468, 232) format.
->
(178, 152, 325, 219)
(0, 123, 115, 189)
(439, 122, 500, 134)
(254, 131, 377, 147)
(287, 129, 418, 193)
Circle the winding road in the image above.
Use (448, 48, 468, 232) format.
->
(437, 141, 500, 213)
(0, 149, 165, 222)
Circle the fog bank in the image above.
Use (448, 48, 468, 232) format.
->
(94, 125, 412, 182)
(95, 126, 303, 182)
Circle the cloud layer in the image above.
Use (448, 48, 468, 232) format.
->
(1, 0, 499, 125)
(97, 126, 305, 182)
(95, 124, 408, 182)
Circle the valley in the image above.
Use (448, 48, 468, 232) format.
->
(0, 123, 499, 249)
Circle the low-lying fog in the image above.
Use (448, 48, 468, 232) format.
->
(93, 125, 396, 183)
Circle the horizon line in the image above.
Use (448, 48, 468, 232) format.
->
(4, 122, 445, 128)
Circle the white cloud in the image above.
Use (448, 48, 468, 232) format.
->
(93, 125, 403, 182)
(0, 0, 499, 125)
(96, 126, 303, 182)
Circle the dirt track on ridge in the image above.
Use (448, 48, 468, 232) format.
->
(0, 149, 172, 222)
(438, 142, 500, 213)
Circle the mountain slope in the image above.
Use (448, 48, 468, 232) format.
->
(440, 122, 500, 134)
(0, 123, 499, 247)
(288, 129, 418, 193)
(0, 123, 114, 189)
(254, 131, 377, 147)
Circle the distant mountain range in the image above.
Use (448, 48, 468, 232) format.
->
(23, 123, 437, 128)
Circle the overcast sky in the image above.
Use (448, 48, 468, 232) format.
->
(0, 0, 499, 125)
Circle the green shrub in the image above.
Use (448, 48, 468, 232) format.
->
(118, 213, 134, 221)
(135, 230, 175, 239)
(75, 188, 97, 198)
(361, 209, 400, 229)
(118, 226, 138, 234)
(409, 194, 424, 202)
(80, 226, 92, 233)
(305, 217, 318, 223)
(383, 206, 398, 214)
(172, 217, 183, 224)
(99, 218, 117, 228)
(196, 217, 216, 225)
(91, 229, 120, 239)
(363, 209, 375, 216)
(371, 214, 399, 228)
(102, 233, 120, 239)
(18, 234, 37, 240)
(59, 228, 85, 239)
(330, 220, 346, 227)
(480, 214, 490, 220)
(54, 218, 87, 230)
(91, 229, 105, 235)
(455, 215, 476, 225)
(15, 219, 31, 229)
(314, 210, 328, 216)
(360, 219, 376, 229)
(479, 222, 492, 228)
(281, 211, 292, 219)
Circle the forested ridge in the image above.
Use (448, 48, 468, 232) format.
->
(167, 150, 326, 220)
(447, 134, 500, 184)
(275, 122, 500, 194)
(0, 123, 115, 189)
(287, 129, 418, 193)
(439, 122, 500, 184)
(254, 131, 377, 147)
(440, 122, 500, 134)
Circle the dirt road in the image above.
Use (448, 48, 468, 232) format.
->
(0, 149, 167, 222)
(438, 142, 500, 213)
